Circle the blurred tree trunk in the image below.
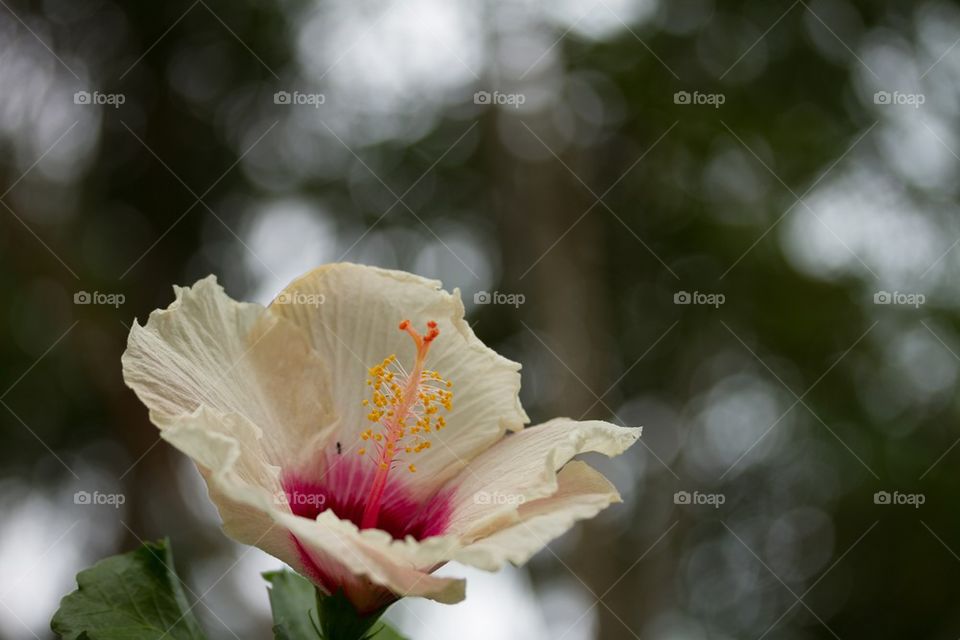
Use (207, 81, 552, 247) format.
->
(487, 109, 639, 640)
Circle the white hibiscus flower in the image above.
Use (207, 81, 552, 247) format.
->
(122, 263, 639, 615)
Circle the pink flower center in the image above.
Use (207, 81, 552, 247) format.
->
(282, 460, 452, 540)
(281, 319, 454, 541)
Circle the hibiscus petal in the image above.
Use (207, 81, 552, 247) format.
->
(454, 461, 621, 570)
(442, 419, 640, 540)
(280, 511, 465, 612)
(159, 410, 299, 570)
(267, 263, 528, 497)
(160, 408, 466, 612)
(121, 275, 333, 463)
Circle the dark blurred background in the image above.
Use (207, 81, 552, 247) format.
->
(2, 0, 960, 638)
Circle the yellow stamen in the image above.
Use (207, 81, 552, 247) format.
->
(358, 320, 454, 529)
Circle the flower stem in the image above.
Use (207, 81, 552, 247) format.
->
(315, 588, 388, 640)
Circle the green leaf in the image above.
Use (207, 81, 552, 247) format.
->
(263, 570, 408, 640)
(263, 570, 321, 640)
(51, 538, 207, 640)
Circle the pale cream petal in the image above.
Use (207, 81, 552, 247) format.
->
(268, 263, 528, 497)
(161, 407, 465, 609)
(454, 461, 621, 570)
(279, 511, 465, 610)
(160, 410, 299, 570)
(121, 275, 333, 462)
(442, 419, 640, 540)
